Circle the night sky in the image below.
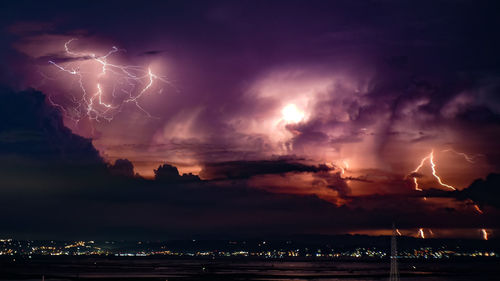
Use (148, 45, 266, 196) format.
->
(0, 0, 499, 240)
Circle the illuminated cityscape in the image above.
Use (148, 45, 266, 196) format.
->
(0, 238, 497, 260)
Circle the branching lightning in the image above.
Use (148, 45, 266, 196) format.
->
(409, 150, 491, 240)
(402, 148, 488, 239)
(45, 39, 171, 122)
(47, 42, 492, 241)
(409, 150, 456, 191)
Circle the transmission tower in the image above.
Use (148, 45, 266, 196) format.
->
(389, 223, 400, 281)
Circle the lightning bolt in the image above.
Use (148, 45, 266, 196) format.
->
(481, 229, 489, 241)
(343, 160, 349, 170)
(395, 229, 402, 236)
(418, 228, 425, 239)
(474, 204, 484, 214)
(329, 160, 349, 176)
(341, 160, 349, 176)
(442, 149, 482, 163)
(409, 150, 456, 191)
(45, 39, 172, 123)
(123, 67, 157, 118)
(429, 151, 456, 191)
(408, 150, 489, 240)
(411, 155, 429, 191)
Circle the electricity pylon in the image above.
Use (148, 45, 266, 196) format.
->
(389, 223, 400, 281)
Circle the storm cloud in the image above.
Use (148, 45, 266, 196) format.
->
(0, 0, 499, 239)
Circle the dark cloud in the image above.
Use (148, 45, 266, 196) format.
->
(312, 170, 350, 197)
(0, 88, 107, 192)
(108, 158, 135, 178)
(139, 50, 165, 56)
(456, 173, 500, 209)
(154, 163, 201, 183)
(200, 159, 331, 180)
(423, 173, 500, 210)
(35, 54, 95, 65)
(0, 87, 103, 166)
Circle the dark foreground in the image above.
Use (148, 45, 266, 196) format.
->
(1, 256, 499, 281)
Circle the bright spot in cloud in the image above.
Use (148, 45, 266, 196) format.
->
(281, 104, 305, 123)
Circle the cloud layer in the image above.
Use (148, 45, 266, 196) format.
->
(0, 88, 498, 239)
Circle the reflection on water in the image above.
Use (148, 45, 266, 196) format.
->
(1, 258, 499, 280)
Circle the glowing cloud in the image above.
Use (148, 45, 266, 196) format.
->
(281, 104, 305, 123)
